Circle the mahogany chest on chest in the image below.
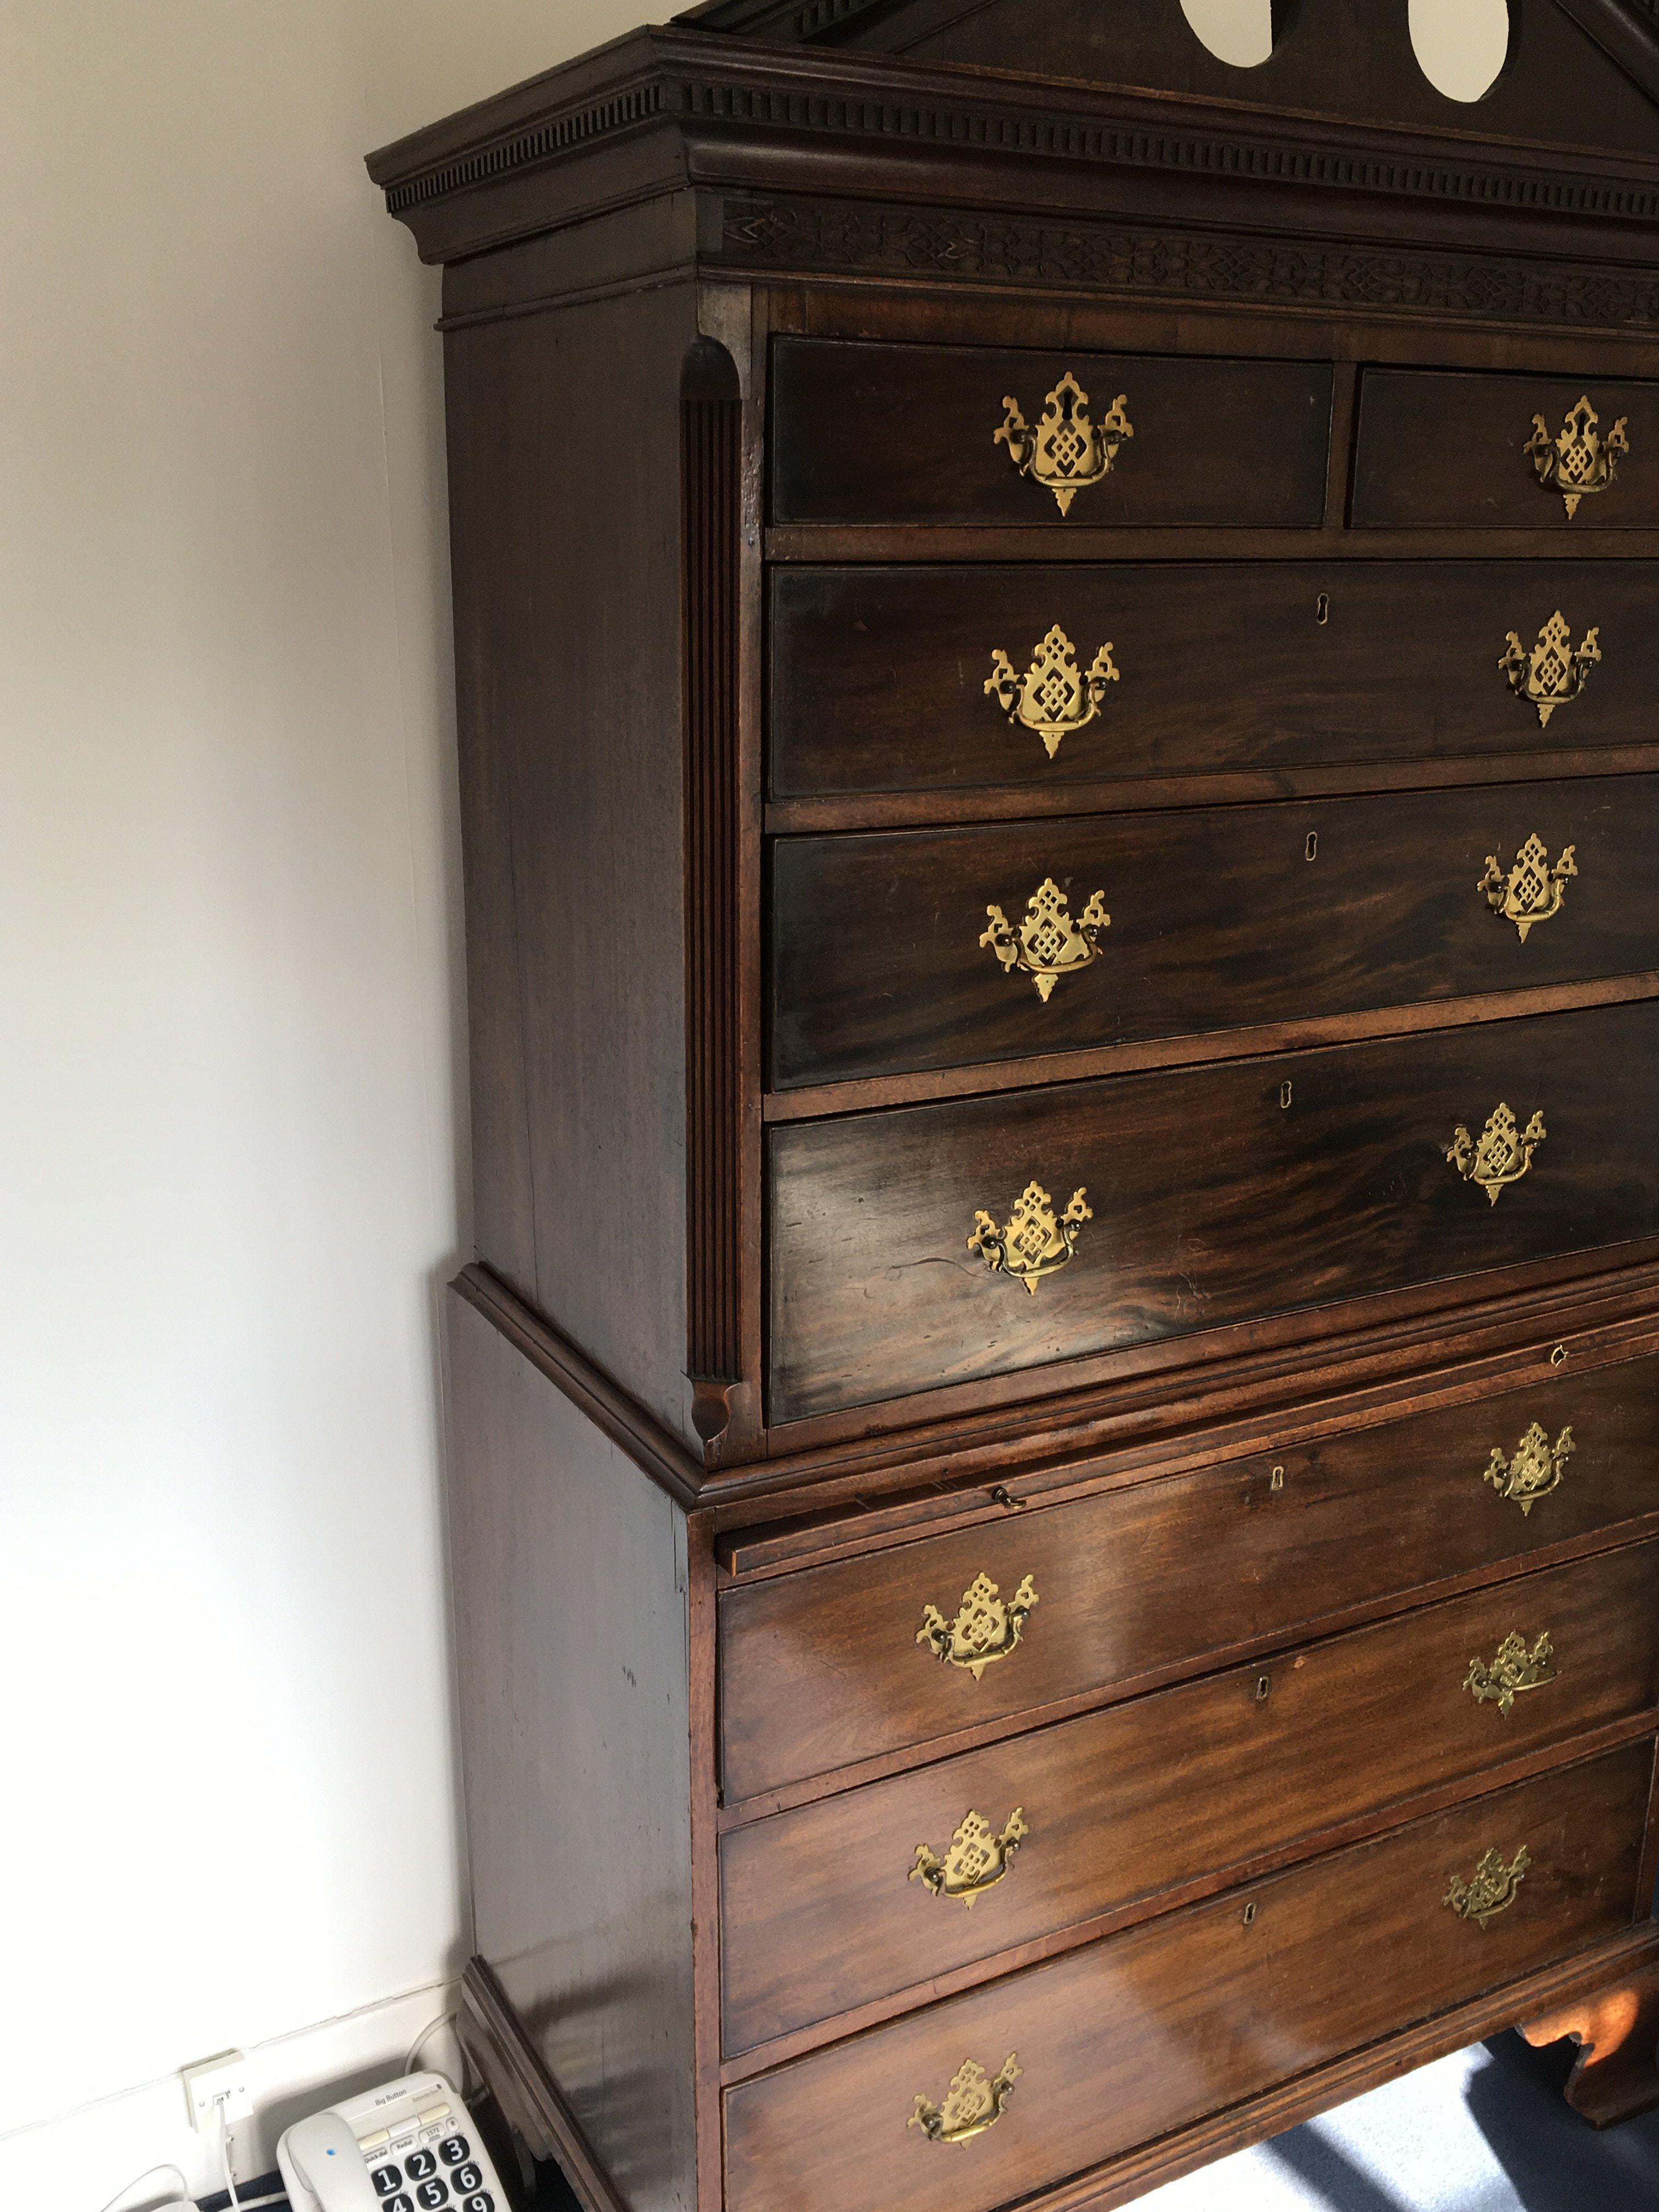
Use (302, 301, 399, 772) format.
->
(371, 4, 1659, 2205)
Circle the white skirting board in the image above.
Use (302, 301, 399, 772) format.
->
(7, 1978, 465, 2212)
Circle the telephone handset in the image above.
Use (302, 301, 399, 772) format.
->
(276, 2070, 506, 2212)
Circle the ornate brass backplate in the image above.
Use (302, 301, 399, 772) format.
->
(985, 625, 1119, 759)
(917, 1572, 1039, 1678)
(1444, 1102, 1547, 1204)
(1480, 836, 1577, 941)
(969, 1181, 1091, 1290)
(981, 878, 1111, 1001)
(911, 1807, 1030, 1906)
(908, 2053, 1022, 2145)
(1499, 611, 1601, 727)
(1464, 1630, 1557, 1715)
(1526, 396, 1630, 518)
(995, 370, 1131, 513)
(1444, 1844, 1531, 1928)
(1483, 1422, 1575, 1515)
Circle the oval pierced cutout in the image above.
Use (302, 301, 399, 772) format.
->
(1410, 0, 1511, 101)
(1180, 0, 1277, 69)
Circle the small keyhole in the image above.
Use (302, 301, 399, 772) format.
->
(1279, 1081, 1294, 1110)
(1305, 831, 1319, 863)
(1271, 1465, 1285, 1492)
(1242, 1901, 1259, 1926)
(1550, 1343, 1568, 1367)
(1316, 592, 1330, 625)
(1255, 1674, 1272, 1702)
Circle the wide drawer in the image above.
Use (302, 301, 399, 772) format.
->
(723, 1743, 1653, 2212)
(767, 561, 1659, 798)
(1353, 370, 1659, 529)
(769, 778, 1657, 1090)
(719, 1347, 1659, 1801)
(721, 1543, 1659, 2055)
(769, 1000, 1659, 1423)
(769, 341, 1332, 527)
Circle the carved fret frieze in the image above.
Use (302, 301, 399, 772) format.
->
(718, 195, 1659, 331)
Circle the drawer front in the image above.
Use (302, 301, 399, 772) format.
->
(723, 1744, 1652, 2212)
(768, 562, 1659, 799)
(770, 779, 1658, 1090)
(769, 1000, 1659, 1423)
(1354, 370, 1659, 529)
(719, 1348, 1659, 1801)
(770, 342, 1332, 527)
(720, 1544, 1659, 2053)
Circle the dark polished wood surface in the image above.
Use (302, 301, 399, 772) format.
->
(719, 1346, 1659, 1803)
(770, 777, 1657, 1088)
(770, 341, 1333, 527)
(723, 1743, 1654, 2212)
(1354, 369, 1659, 529)
(768, 561, 1659, 799)
(721, 1541, 1659, 2055)
(769, 999, 1659, 1423)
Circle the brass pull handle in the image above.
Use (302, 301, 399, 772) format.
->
(995, 369, 1131, 514)
(1464, 1630, 1557, 1714)
(986, 625, 1119, 759)
(911, 1808, 1029, 1905)
(981, 878, 1111, 1001)
(1444, 1845, 1531, 1928)
(1445, 1101, 1546, 1204)
(917, 1572, 1039, 1678)
(909, 2055, 1021, 2145)
(1499, 611, 1600, 727)
(1483, 1422, 1574, 1514)
(969, 1182, 1090, 1291)
(1480, 837, 1577, 940)
(1527, 396, 1629, 518)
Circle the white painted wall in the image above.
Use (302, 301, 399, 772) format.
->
(0, 3, 1521, 2208)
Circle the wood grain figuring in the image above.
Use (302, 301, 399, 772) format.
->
(722, 1743, 1654, 2212)
(720, 1542, 1659, 2054)
(683, 338, 743, 1408)
(769, 342, 1333, 527)
(768, 1000, 1659, 1423)
(1354, 369, 1659, 529)
(445, 1287, 697, 2212)
(719, 1347, 1659, 1801)
(768, 561, 1659, 799)
(769, 777, 1659, 1089)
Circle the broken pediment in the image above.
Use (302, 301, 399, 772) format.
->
(675, 0, 1659, 154)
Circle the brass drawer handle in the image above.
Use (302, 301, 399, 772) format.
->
(986, 625, 1119, 759)
(1483, 1422, 1575, 1515)
(1445, 1101, 1546, 1204)
(981, 878, 1111, 1000)
(912, 1807, 1029, 1906)
(909, 2054, 1021, 2145)
(995, 369, 1130, 513)
(1465, 1630, 1557, 1714)
(917, 1573, 1039, 1678)
(1500, 611, 1600, 727)
(1527, 396, 1628, 518)
(1480, 836, 1577, 941)
(1444, 1844, 1531, 1928)
(970, 1181, 1091, 1290)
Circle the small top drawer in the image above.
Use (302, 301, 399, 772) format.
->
(1353, 370, 1659, 528)
(770, 341, 1333, 527)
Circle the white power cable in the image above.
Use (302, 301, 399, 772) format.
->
(216, 2099, 241, 2211)
(94, 2165, 193, 2212)
(404, 2008, 472, 2093)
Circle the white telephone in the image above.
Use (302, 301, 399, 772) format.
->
(276, 2072, 508, 2212)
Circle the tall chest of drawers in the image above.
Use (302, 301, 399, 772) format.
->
(371, 5, 1659, 2207)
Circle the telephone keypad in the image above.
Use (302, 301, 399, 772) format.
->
(385, 2197, 415, 2212)
(453, 2165, 484, 2193)
(416, 2185, 449, 2209)
(372, 2169, 403, 2198)
(461, 2196, 494, 2212)
(439, 2136, 471, 2165)
(407, 2150, 439, 2181)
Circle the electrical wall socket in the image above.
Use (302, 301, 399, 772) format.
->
(182, 2049, 253, 2132)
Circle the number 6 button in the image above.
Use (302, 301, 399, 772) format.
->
(453, 2168, 485, 2193)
